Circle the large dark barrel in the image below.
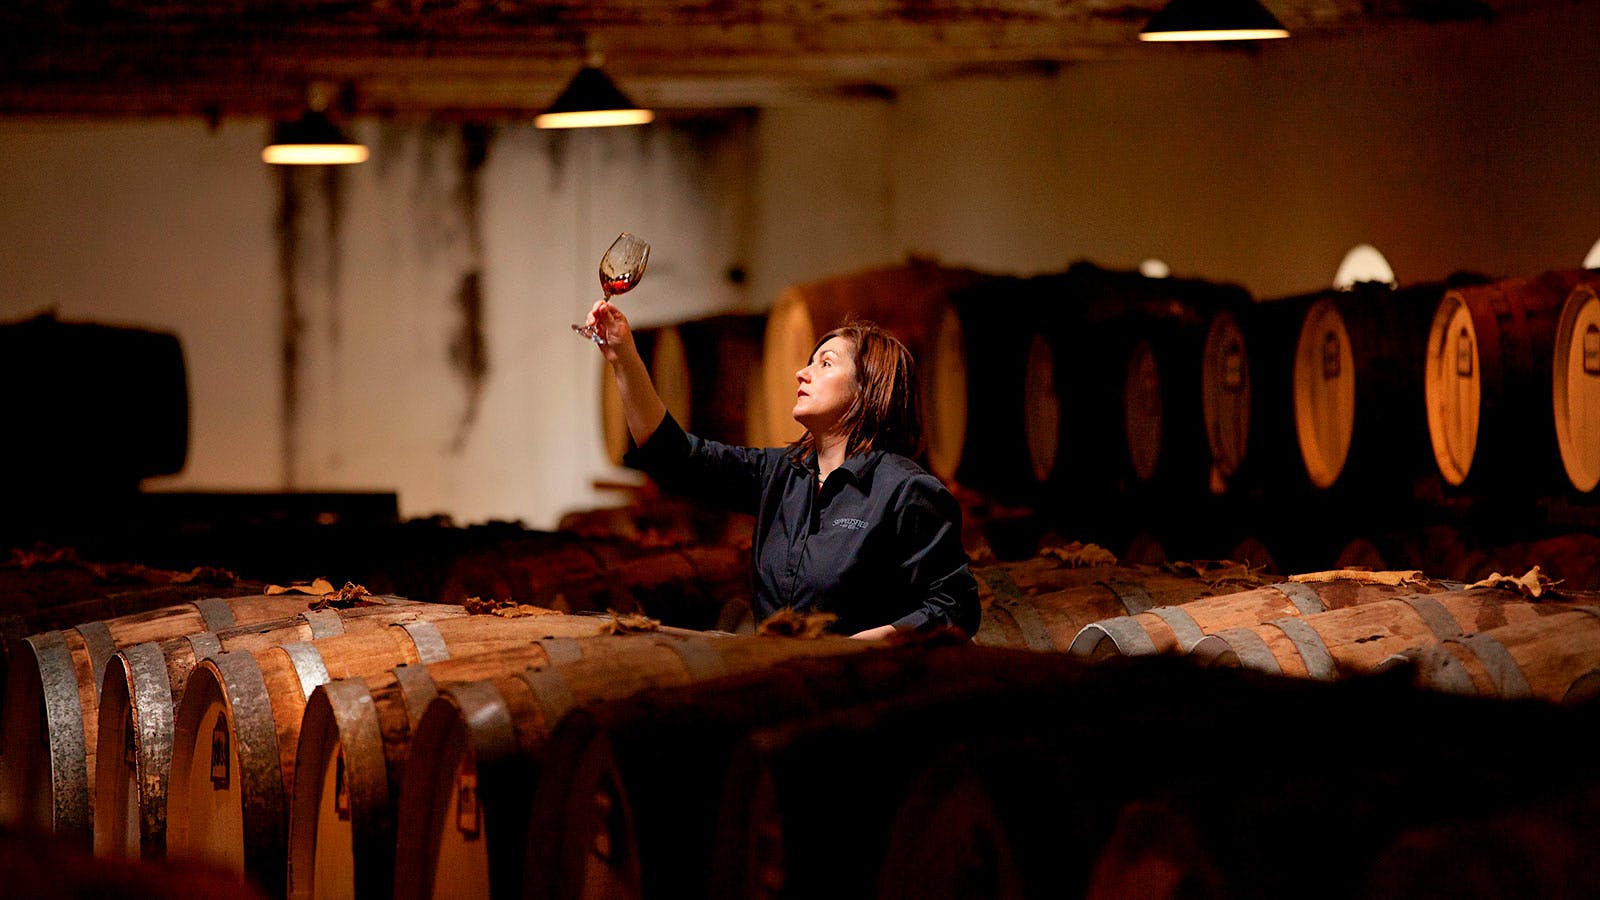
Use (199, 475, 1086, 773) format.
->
(1286, 280, 1461, 495)
(1031, 263, 1249, 516)
(600, 326, 675, 466)
(758, 259, 990, 472)
(164, 613, 624, 895)
(675, 313, 770, 447)
(92, 601, 466, 861)
(0, 313, 188, 493)
(1424, 269, 1600, 494)
(0, 592, 326, 845)
(1200, 295, 1318, 496)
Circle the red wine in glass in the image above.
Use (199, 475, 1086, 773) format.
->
(574, 233, 650, 344)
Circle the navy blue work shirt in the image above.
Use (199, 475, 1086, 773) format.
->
(623, 412, 980, 637)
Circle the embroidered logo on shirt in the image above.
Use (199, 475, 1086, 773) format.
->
(831, 517, 870, 530)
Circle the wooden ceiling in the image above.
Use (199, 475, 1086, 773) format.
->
(0, 0, 1559, 119)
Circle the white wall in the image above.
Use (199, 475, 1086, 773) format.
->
(1, 118, 751, 528)
(3, 1, 1597, 528)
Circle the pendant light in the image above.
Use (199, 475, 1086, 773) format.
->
(535, 56, 653, 129)
(263, 83, 369, 165)
(1139, 0, 1289, 42)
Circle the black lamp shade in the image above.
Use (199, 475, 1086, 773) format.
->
(1140, 0, 1289, 41)
(535, 66, 654, 129)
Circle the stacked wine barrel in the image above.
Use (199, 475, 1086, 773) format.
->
(598, 260, 1600, 585)
(7, 536, 1600, 899)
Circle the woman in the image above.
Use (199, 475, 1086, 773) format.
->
(586, 299, 980, 639)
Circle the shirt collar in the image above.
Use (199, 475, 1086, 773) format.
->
(794, 447, 882, 488)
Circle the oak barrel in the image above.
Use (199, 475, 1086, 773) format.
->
(757, 259, 989, 471)
(676, 313, 770, 447)
(975, 563, 1268, 652)
(1187, 588, 1583, 680)
(520, 639, 1082, 900)
(1068, 574, 1458, 659)
(0, 592, 326, 845)
(0, 313, 188, 487)
(1553, 283, 1600, 494)
(92, 601, 465, 861)
(1424, 269, 1600, 492)
(389, 633, 868, 900)
(165, 612, 621, 895)
(287, 621, 709, 899)
(1380, 604, 1600, 703)
(1290, 281, 1451, 493)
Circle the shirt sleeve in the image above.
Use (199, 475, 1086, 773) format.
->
(621, 411, 770, 516)
(888, 474, 981, 637)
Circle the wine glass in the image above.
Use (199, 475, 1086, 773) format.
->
(573, 232, 651, 344)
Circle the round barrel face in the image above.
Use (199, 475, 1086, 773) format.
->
(1294, 299, 1356, 489)
(0, 651, 58, 835)
(1022, 333, 1058, 484)
(760, 294, 814, 447)
(91, 660, 139, 860)
(600, 358, 630, 467)
(175, 703, 246, 873)
(650, 326, 692, 433)
(1425, 294, 1481, 486)
(925, 305, 967, 483)
(1554, 286, 1600, 493)
(313, 743, 356, 900)
(430, 746, 491, 898)
(1201, 311, 1251, 479)
(1124, 340, 1163, 482)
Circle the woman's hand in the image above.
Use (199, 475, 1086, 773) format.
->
(848, 624, 898, 641)
(587, 300, 635, 363)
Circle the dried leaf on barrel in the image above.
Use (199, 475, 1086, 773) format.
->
(1464, 566, 1561, 599)
(308, 581, 381, 610)
(1040, 542, 1119, 568)
(85, 561, 162, 585)
(1165, 559, 1271, 591)
(1289, 569, 1425, 587)
(5, 544, 83, 570)
(756, 608, 839, 639)
(169, 566, 239, 586)
(267, 578, 337, 596)
(601, 611, 661, 634)
(464, 596, 562, 618)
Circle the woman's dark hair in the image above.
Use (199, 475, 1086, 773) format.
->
(791, 319, 924, 462)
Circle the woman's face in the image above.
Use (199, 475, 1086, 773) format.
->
(793, 335, 859, 434)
